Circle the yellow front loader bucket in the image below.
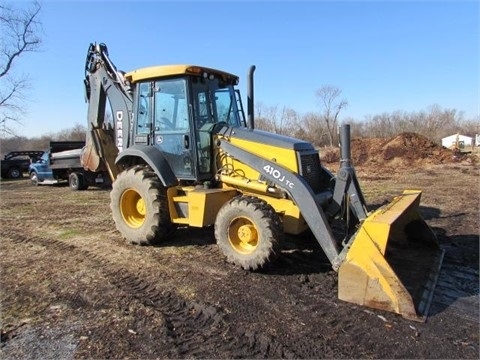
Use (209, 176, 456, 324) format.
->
(338, 190, 444, 321)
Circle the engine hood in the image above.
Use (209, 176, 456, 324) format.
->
(224, 127, 315, 151)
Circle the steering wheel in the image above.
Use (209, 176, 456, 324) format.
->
(159, 117, 175, 130)
(199, 121, 227, 133)
(139, 96, 148, 116)
(212, 121, 227, 133)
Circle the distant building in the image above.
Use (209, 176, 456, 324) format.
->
(441, 134, 474, 149)
(476, 134, 480, 146)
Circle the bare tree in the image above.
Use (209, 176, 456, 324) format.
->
(315, 85, 348, 146)
(297, 112, 329, 147)
(54, 123, 87, 141)
(0, 1, 42, 137)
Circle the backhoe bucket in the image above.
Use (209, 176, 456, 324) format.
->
(338, 190, 444, 321)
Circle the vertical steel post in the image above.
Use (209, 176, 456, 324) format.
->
(340, 124, 351, 168)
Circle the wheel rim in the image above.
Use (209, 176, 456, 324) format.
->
(11, 169, 20, 178)
(228, 216, 259, 254)
(120, 188, 146, 228)
(31, 173, 37, 185)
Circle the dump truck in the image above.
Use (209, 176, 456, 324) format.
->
(81, 42, 444, 321)
(29, 141, 110, 190)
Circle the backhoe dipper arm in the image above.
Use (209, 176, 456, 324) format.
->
(219, 140, 342, 268)
(82, 43, 134, 181)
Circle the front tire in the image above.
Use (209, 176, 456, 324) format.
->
(30, 171, 39, 186)
(110, 165, 176, 245)
(214, 196, 283, 271)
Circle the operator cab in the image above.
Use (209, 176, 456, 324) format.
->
(126, 65, 246, 182)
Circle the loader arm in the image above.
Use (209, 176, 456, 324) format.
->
(82, 43, 134, 181)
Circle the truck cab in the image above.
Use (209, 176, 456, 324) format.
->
(29, 151, 55, 185)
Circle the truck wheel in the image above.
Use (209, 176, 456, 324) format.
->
(110, 165, 176, 245)
(214, 196, 283, 271)
(7, 167, 22, 179)
(30, 172, 39, 186)
(69, 172, 88, 191)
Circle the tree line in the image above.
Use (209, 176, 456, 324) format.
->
(0, 123, 86, 156)
(2, 101, 478, 157)
(255, 101, 479, 148)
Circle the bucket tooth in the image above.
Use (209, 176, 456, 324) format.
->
(338, 190, 444, 321)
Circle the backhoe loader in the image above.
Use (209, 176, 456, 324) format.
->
(81, 42, 444, 321)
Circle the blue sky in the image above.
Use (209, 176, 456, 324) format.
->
(8, 0, 480, 137)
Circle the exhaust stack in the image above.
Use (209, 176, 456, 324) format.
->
(247, 65, 256, 129)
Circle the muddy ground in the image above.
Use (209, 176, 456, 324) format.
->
(0, 136, 479, 359)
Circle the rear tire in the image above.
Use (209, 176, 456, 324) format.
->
(69, 172, 88, 191)
(110, 165, 176, 245)
(7, 167, 22, 179)
(214, 196, 283, 271)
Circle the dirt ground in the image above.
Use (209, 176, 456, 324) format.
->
(1, 134, 479, 359)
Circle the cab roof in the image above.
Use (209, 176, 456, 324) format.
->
(124, 64, 239, 84)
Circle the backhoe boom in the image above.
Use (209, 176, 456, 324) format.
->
(82, 43, 133, 180)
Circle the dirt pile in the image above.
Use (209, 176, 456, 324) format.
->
(322, 132, 477, 168)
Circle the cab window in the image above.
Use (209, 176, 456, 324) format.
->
(154, 79, 188, 131)
(136, 82, 151, 135)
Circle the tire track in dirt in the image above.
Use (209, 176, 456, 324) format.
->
(154, 239, 373, 359)
(147, 234, 362, 358)
(213, 270, 365, 359)
(2, 225, 371, 358)
(4, 225, 476, 359)
(182, 231, 479, 359)
(1, 228, 297, 358)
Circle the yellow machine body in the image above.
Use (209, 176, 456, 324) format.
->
(216, 134, 310, 234)
(167, 133, 309, 235)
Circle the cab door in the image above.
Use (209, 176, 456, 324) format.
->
(152, 78, 195, 180)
